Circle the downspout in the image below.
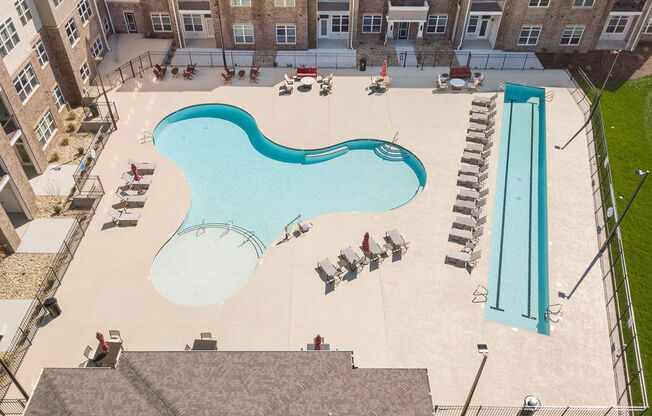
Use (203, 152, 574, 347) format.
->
(349, 0, 355, 49)
(630, 2, 652, 51)
(102, 0, 115, 34)
(457, 0, 471, 50)
(94, 0, 111, 51)
(171, 0, 185, 48)
(451, 0, 460, 43)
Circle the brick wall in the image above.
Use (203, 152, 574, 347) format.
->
(108, 0, 179, 41)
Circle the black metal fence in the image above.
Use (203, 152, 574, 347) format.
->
(0, 399, 26, 415)
(568, 67, 648, 409)
(72, 125, 110, 190)
(433, 405, 648, 416)
(0, 178, 105, 401)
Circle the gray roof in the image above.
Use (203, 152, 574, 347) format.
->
(25, 351, 434, 416)
(470, 1, 502, 12)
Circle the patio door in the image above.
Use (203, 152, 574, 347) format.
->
(397, 22, 409, 39)
(477, 16, 491, 39)
(124, 13, 138, 33)
(602, 15, 630, 40)
(319, 15, 329, 38)
(466, 15, 490, 39)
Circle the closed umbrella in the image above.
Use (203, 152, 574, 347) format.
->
(131, 163, 141, 182)
(314, 335, 322, 351)
(96, 332, 110, 352)
(381, 60, 387, 77)
(362, 232, 370, 253)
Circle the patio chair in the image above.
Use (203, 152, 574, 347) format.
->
(83, 345, 94, 360)
(153, 68, 165, 81)
(436, 74, 448, 91)
(472, 93, 498, 106)
(449, 227, 483, 243)
(367, 237, 388, 262)
(281, 79, 293, 93)
(386, 229, 409, 253)
(461, 150, 491, 165)
(109, 329, 121, 340)
(221, 72, 232, 84)
(200, 332, 212, 340)
(459, 163, 488, 176)
(249, 72, 259, 83)
(298, 221, 312, 233)
(378, 77, 390, 91)
(454, 199, 479, 214)
(128, 158, 156, 173)
(471, 105, 496, 115)
(155, 64, 167, 76)
(446, 249, 482, 269)
(116, 190, 147, 206)
(223, 65, 234, 77)
(284, 73, 295, 84)
(317, 258, 343, 285)
(320, 82, 333, 94)
(183, 70, 193, 80)
(108, 208, 140, 225)
(340, 246, 364, 271)
(122, 172, 151, 188)
(465, 142, 492, 153)
(468, 78, 480, 91)
(186, 63, 197, 74)
(371, 76, 382, 88)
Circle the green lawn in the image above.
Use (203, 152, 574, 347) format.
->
(597, 75, 652, 403)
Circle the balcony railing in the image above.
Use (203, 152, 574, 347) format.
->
(611, 0, 645, 11)
(1, 115, 20, 138)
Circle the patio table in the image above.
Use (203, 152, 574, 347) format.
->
(192, 339, 218, 350)
(171, 67, 179, 78)
(238, 70, 246, 80)
(450, 78, 465, 90)
(300, 77, 316, 89)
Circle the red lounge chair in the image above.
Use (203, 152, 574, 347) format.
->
(221, 72, 232, 84)
(153, 68, 165, 81)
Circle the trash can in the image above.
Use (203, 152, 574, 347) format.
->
(521, 395, 541, 416)
(43, 297, 62, 318)
(359, 57, 367, 71)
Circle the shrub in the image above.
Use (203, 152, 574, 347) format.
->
(60, 137, 69, 146)
(48, 152, 59, 163)
(53, 205, 62, 215)
(76, 146, 85, 156)
(65, 123, 76, 133)
(65, 112, 76, 121)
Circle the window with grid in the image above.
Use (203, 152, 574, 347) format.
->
(467, 16, 478, 32)
(0, 18, 20, 57)
(65, 18, 79, 44)
(91, 37, 103, 57)
(14, 0, 32, 25)
(80, 62, 90, 81)
(276, 25, 296, 44)
(52, 85, 65, 110)
(274, 0, 295, 6)
(35, 111, 56, 147)
(183, 14, 203, 32)
(426, 15, 447, 34)
(103, 17, 110, 34)
(77, 0, 92, 23)
(560, 26, 583, 45)
(233, 25, 254, 43)
(529, 0, 549, 6)
(151, 13, 172, 32)
(605, 15, 629, 33)
(34, 39, 49, 66)
(573, 0, 593, 7)
(517, 26, 541, 45)
(331, 15, 349, 33)
(362, 15, 381, 33)
(230, 0, 251, 6)
(13, 63, 38, 102)
(53, 0, 62, 7)
(646, 17, 652, 34)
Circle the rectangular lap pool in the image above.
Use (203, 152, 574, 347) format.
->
(485, 84, 549, 335)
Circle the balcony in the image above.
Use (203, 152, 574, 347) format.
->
(387, 0, 429, 22)
(611, 0, 645, 12)
(470, 0, 504, 13)
(1, 115, 21, 143)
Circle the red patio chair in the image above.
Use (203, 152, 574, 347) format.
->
(155, 64, 167, 76)
(183, 70, 193, 80)
(221, 72, 232, 84)
(223, 65, 235, 77)
(153, 68, 165, 81)
(186, 63, 197, 74)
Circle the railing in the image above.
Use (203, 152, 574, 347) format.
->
(72, 125, 109, 190)
(567, 67, 648, 409)
(0, 399, 26, 415)
(81, 100, 119, 132)
(178, 222, 266, 257)
(433, 405, 648, 416)
(0, 177, 105, 401)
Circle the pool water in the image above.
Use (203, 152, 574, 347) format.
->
(484, 84, 549, 335)
(151, 104, 426, 306)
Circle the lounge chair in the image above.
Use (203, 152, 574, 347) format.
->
(116, 190, 147, 206)
(282, 79, 293, 93)
(128, 158, 156, 173)
(453, 215, 487, 230)
(284, 73, 294, 84)
(446, 249, 482, 268)
(472, 94, 498, 106)
(462, 150, 491, 165)
(458, 187, 488, 201)
(366, 237, 387, 262)
(436, 74, 448, 91)
(454, 198, 483, 213)
(468, 122, 493, 132)
(459, 163, 488, 175)
(122, 172, 151, 188)
(449, 227, 483, 243)
(340, 246, 364, 271)
(108, 208, 140, 225)
(465, 142, 492, 153)
(317, 258, 343, 285)
(386, 229, 409, 253)
(470, 113, 493, 124)
(458, 174, 481, 187)
(298, 221, 311, 233)
(471, 105, 495, 115)
(466, 131, 492, 143)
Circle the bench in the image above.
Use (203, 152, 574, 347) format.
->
(296, 66, 318, 78)
(450, 66, 472, 79)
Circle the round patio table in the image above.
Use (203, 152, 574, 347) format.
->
(301, 77, 316, 89)
(171, 67, 179, 78)
(450, 78, 466, 90)
(237, 70, 246, 80)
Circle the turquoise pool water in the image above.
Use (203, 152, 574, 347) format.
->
(150, 104, 425, 306)
(485, 84, 549, 335)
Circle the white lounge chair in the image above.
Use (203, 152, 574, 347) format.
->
(282, 79, 294, 93)
(386, 229, 409, 253)
(454, 198, 484, 213)
(340, 246, 364, 271)
(472, 93, 498, 106)
(458, 174, 480, 187)
(470, 113, 493, 124)
(128, 158, 156, 173)
(366, 237, 388, 262)
(462, 150, 491, 165)
(471, 105, 496, 115)
(449, 227, 483, 243)
(122, 172, 151, 188)
(318, 258, 343, 285)
(466, 131, 492, 143)
(446, 249, 482, 268)
(284, 73, 294, 84)
(108, 208, 140, 225)
(466, 142, 492, 153)
(468, 122, 493, 132)
(459, 163, 488, 175)
(116, 190, 147, 206)
(458, 187, 489, 201)
(453, 215, 487, 230)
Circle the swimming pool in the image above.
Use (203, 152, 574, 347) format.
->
(484, 84, 549, 335)
(151, 104, 426, 306)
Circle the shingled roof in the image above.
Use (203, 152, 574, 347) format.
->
(25, 351, 434, 416)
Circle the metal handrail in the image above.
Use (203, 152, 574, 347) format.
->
(178, 222, 266, 257)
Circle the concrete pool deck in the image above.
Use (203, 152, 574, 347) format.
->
(11, 67, 617, 406)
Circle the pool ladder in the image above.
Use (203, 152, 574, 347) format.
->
(374, 143, 408, 161)
(545, 90, 554, 102)
(473, 285, 488, 304)
(544, 304, 563, 323)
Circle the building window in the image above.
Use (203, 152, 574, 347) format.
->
(102, 17, 110, 34)
(426, 15, 447, 34)
(35, 111, 56, 147)
(572, 0, 593, 7)
(65, 18, 79, 44)
(151, 13, 172, 32)
(230, 0, 251, 6)
(276, 25, 296, 44)
(34, 39, 49, 66)
(183, 14, 203, 32)
(646, 18, 652, 34)
(53, 0, 62, 7)
(52, 85, 65, 110)
(233, 25, 254, 43)
(0, 18, 20, 57)
(331, 15, 349, 33)
(560, 26, 584, 45)
(528, 0, 549, 6)
(13, 63, 39, 102)
(77, 0, 92, 23)
(605, 15, 629, 34)
(14, 0, 32, 25)
(362, 15, 382, 33)
(467, 16, 479, 33)
(517, 26, 541, 45)
(80, 62, 90, 82)
(91, 37, 103, 57)
(274, 0, 294, 6)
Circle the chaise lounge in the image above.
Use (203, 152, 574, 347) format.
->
(318, 258, 343, 285)
(446, 249, 482, 268)
(108, 208, 140, 225)
(340, 246, 364, 271)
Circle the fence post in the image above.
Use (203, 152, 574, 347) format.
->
(118, 67, 124, 83)
(403, 52, 406, 68)
(129, 60, 135, 78)
(522, 55, 527, 70)
(138, 55, 144, 77)
(484, 54, 489, 70)
(147, 51, 153, 67)
(189, 51, 193, 65)
(466, 52, 471, 67)
(502, 54, 507, 70)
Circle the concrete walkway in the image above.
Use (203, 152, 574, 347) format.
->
(16, 218, 74, 253)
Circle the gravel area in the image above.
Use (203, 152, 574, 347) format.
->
(0, 253, 56, 299)
(35, 196, 88, 219)
(49, 108, 94, 165)
(415, 40, 459, 67)
(357, 43, 399, 66)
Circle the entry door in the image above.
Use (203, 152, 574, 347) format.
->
(602, 15, 630, 40)
(204, 14, 214, 37)
(319, 15, 329, 38)
(124, 13, 138, 33)
(397, 22, 409, 39)
(477, 16, 491, 39)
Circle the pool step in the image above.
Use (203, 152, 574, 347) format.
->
(374, 143, 408, 161)
(178, 222, 266, 258)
